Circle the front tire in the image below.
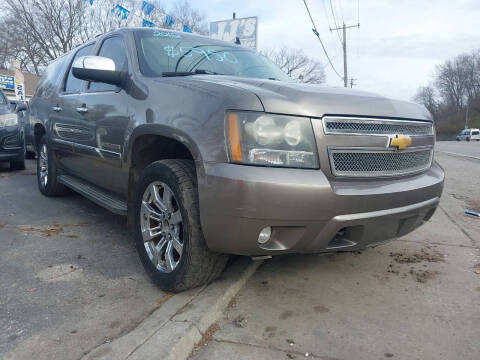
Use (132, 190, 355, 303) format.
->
(134, 159, 228, 292)
(37, 135, 69, 196)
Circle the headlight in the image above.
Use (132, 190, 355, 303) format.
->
(0, 114, 18, 127)
(226, 112, 319, 169)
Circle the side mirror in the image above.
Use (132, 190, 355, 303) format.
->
(72, 56, 126, 86)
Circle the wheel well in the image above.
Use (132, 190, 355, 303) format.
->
(33, 124, 46, 151)
(127, 135, 196, 227)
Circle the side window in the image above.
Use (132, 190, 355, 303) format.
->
(37, 56, 69, 98)
(89, 37, 128, 92)
(472, 130, 479, 135)
(64, 44, 95, 93)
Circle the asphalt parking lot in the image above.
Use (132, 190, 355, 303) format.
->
(1, 142, 480, 360)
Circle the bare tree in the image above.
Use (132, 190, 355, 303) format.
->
(0, 0, 89, 74)
(413, 85, 438, 116)
(262, 47, 326, 84)
(415, 49, 480, 137)
(0, 0, 206, 74)
(170, 0, 208, 35)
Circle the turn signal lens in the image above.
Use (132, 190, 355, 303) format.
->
(228, 113, 243, 162)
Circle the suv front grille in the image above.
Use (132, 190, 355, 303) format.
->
(329, 148, 433, 177)
(323, 117, 434, 136)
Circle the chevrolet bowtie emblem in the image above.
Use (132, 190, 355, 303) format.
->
(389, 134, 412, 150)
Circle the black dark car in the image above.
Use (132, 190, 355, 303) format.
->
(0, 88, 25, 170)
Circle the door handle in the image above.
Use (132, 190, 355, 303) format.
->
(76, 106, 88, 114)
(52, 106, 62, 112)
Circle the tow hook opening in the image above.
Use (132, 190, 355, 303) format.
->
(327, 227, 362, 249)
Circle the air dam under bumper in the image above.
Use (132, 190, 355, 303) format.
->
(198, 161, 444, 256)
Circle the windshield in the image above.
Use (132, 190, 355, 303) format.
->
(134, 29, 292, 81)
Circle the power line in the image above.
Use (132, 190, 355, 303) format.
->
(329, 0, 342, 40)
(302, 0, 343, 81)
(335, 0, 345, 26)
(321, 0, 342, 48)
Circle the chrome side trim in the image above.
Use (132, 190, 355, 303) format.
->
(51, 138, 121, 159)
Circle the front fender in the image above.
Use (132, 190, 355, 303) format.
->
(125, 123, 203, 167)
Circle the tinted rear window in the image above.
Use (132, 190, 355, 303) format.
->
(36, 56, 70, 98)
(472, 131, 479, 135)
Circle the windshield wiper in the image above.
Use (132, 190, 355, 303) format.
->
(162, 69, 222, 77)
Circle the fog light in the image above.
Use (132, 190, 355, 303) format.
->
(257, 226, 272, 244)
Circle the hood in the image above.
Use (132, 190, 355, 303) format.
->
(194, 76, 432, 121)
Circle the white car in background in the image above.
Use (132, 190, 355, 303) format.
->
(456, 128, 480, 141)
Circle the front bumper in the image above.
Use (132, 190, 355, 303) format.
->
(0, 126, 24, 162)
(198, 161, 444, 255)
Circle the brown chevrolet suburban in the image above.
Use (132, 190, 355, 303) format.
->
(28, 28, 444, 292)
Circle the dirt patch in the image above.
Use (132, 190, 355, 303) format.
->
(409, 269, 439, 283)
(389, 248, 445, 264)
(313, 305, 330, 313)
(263, 326, 277, 338)
(386, 247, 444, 284)
(279, 310, 293, 320)
(3, 223, 88, 237)
(191, 322, 220, 355)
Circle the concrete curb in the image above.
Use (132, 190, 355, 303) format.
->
(82, 257, 263, 360)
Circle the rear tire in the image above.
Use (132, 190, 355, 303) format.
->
(134, 159, 228, 292)
(37, 135, 69, 196)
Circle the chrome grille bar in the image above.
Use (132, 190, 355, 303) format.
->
(328, 147, 434, 177)
(323, 117, 434, 136)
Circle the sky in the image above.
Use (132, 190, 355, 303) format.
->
(160, 0, 480, 101)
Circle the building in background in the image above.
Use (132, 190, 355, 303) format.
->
(0, 69, 39, 102)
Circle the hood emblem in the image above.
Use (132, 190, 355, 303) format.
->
(389, 134, 412, 150)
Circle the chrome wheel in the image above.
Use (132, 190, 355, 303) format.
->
(140, 181, 184, 273)
(39, 144, 48, 188)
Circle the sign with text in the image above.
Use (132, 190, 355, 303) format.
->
(0, 75, 15, 90)
(14, 69, 25, 102)
(210, 16, 258, 50)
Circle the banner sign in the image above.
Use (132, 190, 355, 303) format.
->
(210, 16, 258, 49)
(112, 4, 130, 20)
(142, 1, 154, 16)
(142, 19, 154, 27)
(0, 75, 15, 91)
(14, 69, 25, 102)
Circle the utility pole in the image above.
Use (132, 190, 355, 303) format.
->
(465, 98, 469, 129)
(330, 23, 360, 87)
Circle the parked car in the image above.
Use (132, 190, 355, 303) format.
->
(456, 128, 480, 141)
(9, 100, 36, 158)
(0, 88, 26, 170)
(29, 28, 444, 292)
